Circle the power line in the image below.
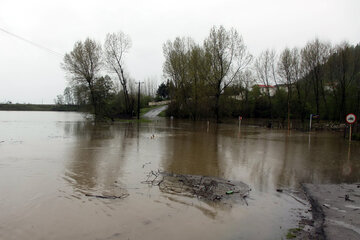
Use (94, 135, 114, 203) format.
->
(0, 26, 63, 57)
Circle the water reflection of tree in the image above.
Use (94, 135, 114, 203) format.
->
(274, 132, 360, 188)
(159, 121, 233, 218)
(64, 122, 135, 195)
(274, 134, 297, 188)
(211, 128, 360, 191)
(249, 136, 271, 191)
(161, 121, 222, 177)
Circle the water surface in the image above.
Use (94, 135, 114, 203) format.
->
(0, 111, 359, 239)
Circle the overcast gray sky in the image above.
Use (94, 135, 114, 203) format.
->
(0, 0, 359, 104)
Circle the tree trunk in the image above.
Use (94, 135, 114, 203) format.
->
(267, 88, 273, 120)
(87, 81, 98, 117)
(287, 87, 291, 131)
(123, 84, 130, 115)
(215, 93, 220, 123)
(340, 85, 346, 121)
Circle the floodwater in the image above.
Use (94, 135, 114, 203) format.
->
(0, 111, 359, 240)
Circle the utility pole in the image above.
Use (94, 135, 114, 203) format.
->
(135, 82, 144, 119)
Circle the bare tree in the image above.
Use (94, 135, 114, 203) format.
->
(143, 76, 158, 97)
(63, 87, 74, 105)
(290, 48, 309, 123)
(62, 38, 102, 116)
(235, 70, 255, 115)
(239, 70, 256, 99)
(327, 42, 358, 119)
(254, 49, 277, 118)
(54, 94, 64, 105)
(204, 25, 252, 122)
(301, 38, 331, 115)
(104, 32, 132, 115)
(278, 48, 300, 130)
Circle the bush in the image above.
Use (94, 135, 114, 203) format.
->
(352, 133, 360, 141)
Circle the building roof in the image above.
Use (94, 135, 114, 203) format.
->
(257, 84, 275, 88)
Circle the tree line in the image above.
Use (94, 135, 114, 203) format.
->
(163, 26, 360, 125)
(59, 32, 157, 120)
(59, 26, 360, 124)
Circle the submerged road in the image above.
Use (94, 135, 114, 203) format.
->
(142, 105, 168, 119)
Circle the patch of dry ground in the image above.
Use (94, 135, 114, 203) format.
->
(303, 183, 360, 240)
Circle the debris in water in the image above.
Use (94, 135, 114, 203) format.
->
(85, 193, 129, 199)
(345, 194, 354, 202)
(142, 171, 251, 204)
(323, 203, 330, 208)
(142, 162, 152, 168)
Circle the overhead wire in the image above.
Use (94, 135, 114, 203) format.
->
(0, 26, 64, 57)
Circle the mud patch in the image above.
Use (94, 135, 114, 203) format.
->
(142, 171, 251, 204)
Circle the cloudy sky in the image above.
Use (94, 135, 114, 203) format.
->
(0, 0, 359, 104)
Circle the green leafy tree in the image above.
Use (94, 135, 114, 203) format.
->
(204, 26, 252, 122)
(156, 81, 170, 100)
(62, 38, 103, 117)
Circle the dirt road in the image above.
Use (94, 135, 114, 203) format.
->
(142, 105, 168, 119)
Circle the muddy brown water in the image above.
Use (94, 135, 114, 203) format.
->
(0, 111, 359, 239)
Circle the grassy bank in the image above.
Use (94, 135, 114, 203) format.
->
(157, 110, 167, 117)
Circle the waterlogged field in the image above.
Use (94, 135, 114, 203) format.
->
(0, 111, 359, 239)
